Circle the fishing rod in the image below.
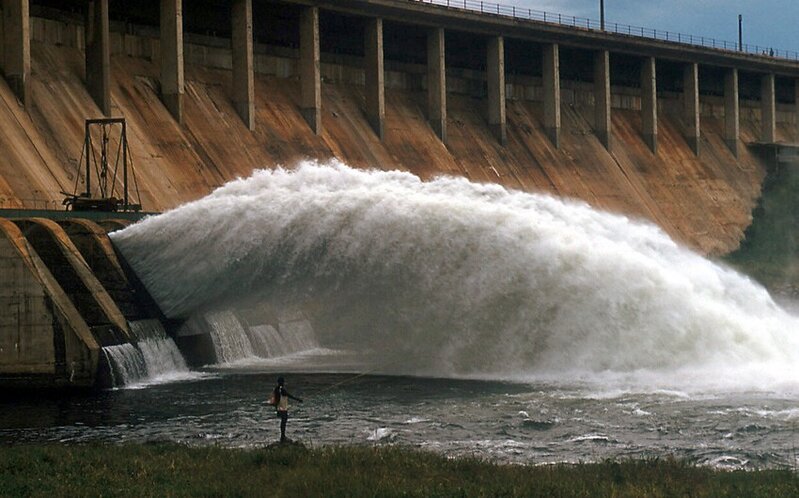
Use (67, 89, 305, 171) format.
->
(282, 351, 440, 398)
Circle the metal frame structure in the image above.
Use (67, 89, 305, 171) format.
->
(63, 118, 142, 212)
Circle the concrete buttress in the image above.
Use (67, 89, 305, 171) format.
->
(683, 62, 700, 155)
(427, 27, 447, 143)
(85, 0, 111, 116)
(641, 56, 657, 153)
(1, 0, 30, 107)
(487, 36, 506, 145)
(300, 6, 321, 135)
(724, 68, 739, 157)
(231, 0, 255, 131)
(543, 43, 561, 148)
(593, 50, 611, 150)
(365, 18, 385, 140)
(59, 219, 154, 322)
(160, 0, 184, 124)
(761, 73, 776, 143)
(0, 219, 100, 388)
(12, 219, 131, 346)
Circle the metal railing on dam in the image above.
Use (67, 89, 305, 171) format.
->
(414, 0, 799, 61)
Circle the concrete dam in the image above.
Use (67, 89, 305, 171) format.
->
(1, 0, 798, 388)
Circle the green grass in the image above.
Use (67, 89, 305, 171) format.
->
(1, 443, 797, 497)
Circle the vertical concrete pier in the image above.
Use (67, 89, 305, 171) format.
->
(795, 80, 799, 138)
(760, 73, 776, 143)
(85, 0, 111, 116)
(543, 43, 560, 148)
(683, 62, 700, 155)
(593, 50, 611, 149)
(427, 27, 446, 143)
(487, 36, 506, 145)
(231, 0, 254, 130)
(364, 18, 385, 140)
(724, 68, 739, 157)
(300, 7, 321, 135)
(641, 56, 657, 153)
(1, 0, 30, 107)
(160, 0, 184, 124)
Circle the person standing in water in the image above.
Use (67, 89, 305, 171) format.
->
(269, 376, 303, 443)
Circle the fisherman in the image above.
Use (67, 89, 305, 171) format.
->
(269, 376, 303, 443)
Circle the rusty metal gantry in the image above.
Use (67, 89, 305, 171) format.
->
(63, 118, 142, 212)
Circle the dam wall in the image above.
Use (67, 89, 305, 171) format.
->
(0, 1, 798, 256)
(2, 0, 799, 387)
(0, 217, 127, 388)
(0, 212, 187, 388)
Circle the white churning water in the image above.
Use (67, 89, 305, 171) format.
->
(102, 319, 194, 387)
(110, 161, 799, 393)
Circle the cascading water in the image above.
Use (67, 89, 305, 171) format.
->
(110, 161, 799, 392)
(102, 319, 194, 387)
(103, 343, 147, 386)
(186, 309, 321, 364)
(204, 311, 256, 363)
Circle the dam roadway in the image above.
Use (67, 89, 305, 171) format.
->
(0, 0, 798, 388)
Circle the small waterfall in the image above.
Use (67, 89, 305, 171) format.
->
(198, 310, 320, 363)
(249, 320, 319, 357)
(130, 320, 189, 377)
(103, 343, 147, 385)
(248, 324, 281, 357)
(102, 319, 190, 387)
(205, 311, 255, 363)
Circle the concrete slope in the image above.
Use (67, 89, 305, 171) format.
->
(59, 219, 150, 321)
(12, 218, 131, 344)
(0, 40, 788, 255)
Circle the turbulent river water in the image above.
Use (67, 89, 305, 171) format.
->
(3, 162, 798, 469)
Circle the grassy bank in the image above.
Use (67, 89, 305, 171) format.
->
(1, 444, 798, 497)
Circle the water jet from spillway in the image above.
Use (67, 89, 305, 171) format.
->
(110, 161, 799, 392)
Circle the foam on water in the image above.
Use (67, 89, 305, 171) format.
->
(110, 161, 799, 392)
(103, 320, 200, 388)
(189, 309, 321, 364)
(204, 311, 256, 363)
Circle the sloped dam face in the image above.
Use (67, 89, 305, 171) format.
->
(1, 0, 798, 469)
(3, 3, 797, 257)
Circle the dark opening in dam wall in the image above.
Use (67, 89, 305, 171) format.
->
(0, 0, 796, 257)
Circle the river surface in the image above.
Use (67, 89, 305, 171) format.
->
(2, 365, 798, 470)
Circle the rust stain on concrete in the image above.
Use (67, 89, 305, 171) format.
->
(0, 41, 787, 256)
